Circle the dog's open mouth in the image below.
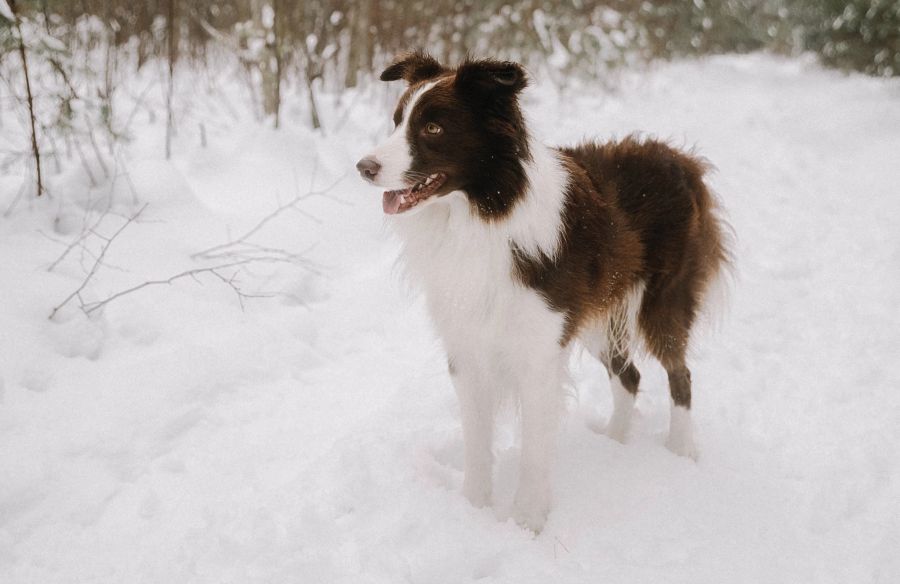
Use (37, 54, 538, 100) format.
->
(383, 173, 447, 215)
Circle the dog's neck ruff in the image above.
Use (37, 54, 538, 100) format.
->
(509, 139, 569, 260)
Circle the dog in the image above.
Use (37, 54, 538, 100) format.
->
(356, 52, 730, 532)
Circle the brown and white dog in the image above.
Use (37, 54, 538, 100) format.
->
(356, 52, 730, 532)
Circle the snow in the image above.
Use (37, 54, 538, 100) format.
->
(0, 0, 13, 22)
(2, 54, 900, 583)
(261, 4, 275, 29)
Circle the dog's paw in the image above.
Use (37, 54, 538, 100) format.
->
(666, 405, 698, 460)
(665, 431, 699, 460)
(512, 485, 550, 533)
(462, 477, 492, 509)
(605, 414, 631, 444)
(585, 414, 605, 435)
(512, 502, 548, 534)
(585, 412, 629, 443)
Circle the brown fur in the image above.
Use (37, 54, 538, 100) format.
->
(515, 136, 729, 406)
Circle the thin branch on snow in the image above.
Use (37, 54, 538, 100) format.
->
(191, 167, 347, 263)
(39, 209, 109, 272)
(2, 181, 26, 218)
(48, 162, 345, 319)
(80, 259, 274, 316)
(49, 203, 148, 320)
(47, 208, 275, 318)
(48, 200, 318, 319)
(41, 224, 101, 272)
(192, 196, 315, 260)
(44, 162, 129, 273)
(39, 226, 131, 275)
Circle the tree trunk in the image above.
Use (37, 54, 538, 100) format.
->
(254, 0, 281, 124)
(10, 0, 44, 196)
(344, 1, 371, 88)
(165, 0, 176, 159)
(273, 0, 283, 129)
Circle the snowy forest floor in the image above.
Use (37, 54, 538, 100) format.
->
(1, 54, 899, 583)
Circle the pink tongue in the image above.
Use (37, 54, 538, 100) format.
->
(382, 190, 405, 215)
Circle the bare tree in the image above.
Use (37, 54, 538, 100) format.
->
(165, 0, 176, 159)
(247, 0, 284, 125)
(8, 0, 43, 196)
(270, 0, 285, 128)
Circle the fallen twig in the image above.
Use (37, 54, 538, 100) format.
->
(191, 168, 347, 261)
(48, 165, 342, 319)
(80, 259, 273, 315)
(49, 203, 147, 319)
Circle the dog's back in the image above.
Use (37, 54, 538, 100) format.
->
(512, 137, 729, 355)
(562, 136, 727, 291)
(562, 137, 730, 345)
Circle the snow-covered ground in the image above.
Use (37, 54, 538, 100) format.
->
(1, 54, 899, 583)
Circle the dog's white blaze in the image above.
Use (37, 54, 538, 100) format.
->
(392, 142, 571, 529)
(366, 80, 439, 189)
(605, 376, 635, 443)
(666, 404, 698, 460)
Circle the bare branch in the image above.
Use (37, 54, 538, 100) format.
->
(191, 170, 347, 261)
(9, 0, 43, 196)
(122, 81, 156, 138)
(44, 155, 137, 272)
(47, 161, 342, 321)
(192, 196, 305, 259)
(80, 259, 274, 316)
(2, 181, 26, 217)
(193, 241, 321, 275)
(49, 204, 148, 319)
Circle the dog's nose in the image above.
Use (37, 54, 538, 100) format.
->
(356, 157, 381, 181)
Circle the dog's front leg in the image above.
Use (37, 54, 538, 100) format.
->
(512, 351, 565, 533)
(450, 358, 495, 508)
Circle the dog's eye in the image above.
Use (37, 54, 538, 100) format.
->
(424, 122, 443, 135)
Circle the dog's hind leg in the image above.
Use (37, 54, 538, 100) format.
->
(581, 317, 641, 443)
(639, 282, 700, 460)
(664, 364, 696, 459)
(602, 350, 640, 444)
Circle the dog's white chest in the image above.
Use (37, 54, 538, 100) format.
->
(394, 194, 565, 367)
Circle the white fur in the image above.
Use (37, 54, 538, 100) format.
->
(507, 142, 570, 259)
(666, 404, 698, 460)
(605, 376, 635, 443)
(577, 282, 644, 445)
(578, 281, 646, 364)
(391, 138, 570, 531)
(366, 81, 438, 189)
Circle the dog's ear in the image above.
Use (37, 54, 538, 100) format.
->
(380, 51, 447, 84)
(455, 58, 528, 98)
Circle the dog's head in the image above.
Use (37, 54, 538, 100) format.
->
(356, 52, 531, 219)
